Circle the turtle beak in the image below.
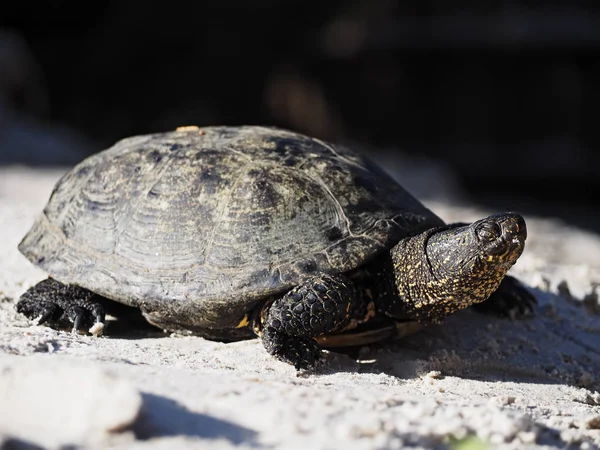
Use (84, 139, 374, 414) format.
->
(503, 213, 527, 241)
(502, 214, 526, 245)
(497, 213, 527, 264)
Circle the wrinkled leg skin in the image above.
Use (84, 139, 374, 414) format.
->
(472, 275, 537, 319)
(260, 273, 356, 370)
(15, 278, 106, 335)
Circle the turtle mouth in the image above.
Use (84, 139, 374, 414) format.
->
(497, 235, 525, 263)
(481, 238, 524, 265)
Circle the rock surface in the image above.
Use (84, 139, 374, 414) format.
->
(0, 357, 142, 448)
(0, 168, 599, 450)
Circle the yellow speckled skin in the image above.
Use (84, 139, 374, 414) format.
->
(387, 213, 526, 323)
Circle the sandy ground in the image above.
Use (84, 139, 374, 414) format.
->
(0, 166, 599, 450)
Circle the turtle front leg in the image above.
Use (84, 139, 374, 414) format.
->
(260, 273, 356, 370)
(16, 278, 106, 336)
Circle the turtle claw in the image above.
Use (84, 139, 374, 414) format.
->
(88, 321, 105, 337)
(473, 275, 537, 319)
(262, 326, 322, 370)
(290, 341, 322, 371)
(32, 304, 59, 326)
(70, 306, 86, 333)
(16, 278, 106, 335)
(65, 304, 106, 336)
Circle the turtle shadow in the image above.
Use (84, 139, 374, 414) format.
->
(102, 318, 167, 340)
(322, 287, 600, 389)
(132, 392, 259, 445)
(96, 285, 599, 391)
(0, 436, 45, 450)
(97, 299, 168, 340)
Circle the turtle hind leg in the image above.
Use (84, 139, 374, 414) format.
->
(472, 275, 537, 319)
(16, 278, 106, 335)
(260, 273, 356, 370)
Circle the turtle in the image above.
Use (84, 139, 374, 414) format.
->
(15, 125, 535, 369)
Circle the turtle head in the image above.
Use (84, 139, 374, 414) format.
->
(427, 212, 526, 277)
(390, 212, 526, 322)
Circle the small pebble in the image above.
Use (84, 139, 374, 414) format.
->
(579, 372, 595, 389)
(424, 370, 443, 380)
(585, 416, 600, 430)
(490, 395, 516, 406)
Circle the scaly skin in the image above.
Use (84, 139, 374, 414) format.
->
(259, 273, 355, 369)
(257, 213, 532, 369)
(387, 212, 529, 323)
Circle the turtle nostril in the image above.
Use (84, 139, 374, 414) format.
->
(501, 215, 527, 241)
(508, 214, 527, 239)
(511, 222, 527, 240)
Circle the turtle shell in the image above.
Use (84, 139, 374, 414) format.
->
(19, 126, 443, 332)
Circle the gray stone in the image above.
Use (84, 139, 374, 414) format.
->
(0, 355, 142, 449)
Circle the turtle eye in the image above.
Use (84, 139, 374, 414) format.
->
(476, 221, 501, 242)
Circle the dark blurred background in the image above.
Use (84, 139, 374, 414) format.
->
(1, 1, 599, 231)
